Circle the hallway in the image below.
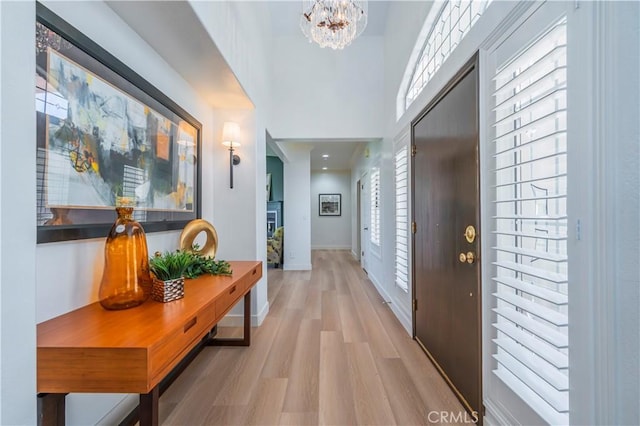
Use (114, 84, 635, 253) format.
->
(159, 250, 466, 425)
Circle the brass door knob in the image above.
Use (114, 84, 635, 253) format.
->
(465, 251, 475, 264)
(459, 252, 476, 264)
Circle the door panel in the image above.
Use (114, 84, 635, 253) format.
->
(413, 58, 481, 419)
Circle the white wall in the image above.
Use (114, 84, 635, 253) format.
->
(0, 0, 3, 417)
(311, 171, 352, 250)
(189, 1, 271, 113)
(0, 2, 37, 424)
(280, 143, 312, 270)
(212, 108, 269, 327)
(31, 1, 218, 423)
(604, 2, 640, 422)
(269, 35, 385, 140)
(190, 0, 271, 327)
(0, 0, 269, 423)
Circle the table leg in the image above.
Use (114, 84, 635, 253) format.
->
(139, 386, 159, 426)
(37, 393, 66, 426)
(208, 290, 251, 346)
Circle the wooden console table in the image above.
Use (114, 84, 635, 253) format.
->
(37, 261, 262, 426)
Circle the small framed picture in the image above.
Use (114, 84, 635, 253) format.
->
(319, 193, 341, 216)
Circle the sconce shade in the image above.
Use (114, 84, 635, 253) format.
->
(222, 122, 240, 147)
(222, 141, 241, 148)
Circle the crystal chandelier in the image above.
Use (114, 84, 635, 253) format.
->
(300, 0, 368, 50)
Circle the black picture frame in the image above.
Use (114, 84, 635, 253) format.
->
(319, 193, 342, 216)
(35, 3, 202, 243)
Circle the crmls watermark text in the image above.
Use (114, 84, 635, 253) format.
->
(427, 410, 479, 424)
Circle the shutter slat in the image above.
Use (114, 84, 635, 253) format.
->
(494, 63, 566, 110)
(494, 109, 567, 140)
(494, 322, 568, 368)
(493, 214, 567, 221)
(494, 276, 568, 305)
(493, 292, 568, 326)
(494, 307, 568, 348)
(494, 86, 566, 126)
(493, 131, 566, 158)
(493, 352, 568, 412)
(494, 353, 569, 414)
(494, 192, 566, 203)
(494, 21, 567, 87)
(493, 151, 566, 172)
(493, 369, 569, 425)
(493, 245, 567, 262)
(494, 338, 568, 391)
(494, 260, 567, 283)
(493, 230, 566, 241)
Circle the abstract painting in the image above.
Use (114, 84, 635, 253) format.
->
(36, 6, 201, 242)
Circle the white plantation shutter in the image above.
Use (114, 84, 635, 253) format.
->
(370, 167, 381, 247)
(395, 147, 409, 292)
(491, 17, 569, 425)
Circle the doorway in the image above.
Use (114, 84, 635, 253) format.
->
(412, 56, 481, 420)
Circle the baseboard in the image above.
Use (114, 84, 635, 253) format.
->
(351, 250, 359, 260)
(484, 397, 519, 426)
(97, 394, 137, 425)
(389, 302, 412, 336)
(310, 245, 352, 250)
(283, 263, 312, 271)
(218, 300, 270, 327)
(366, 272, 412, 337)
(367, 271, 391, 303)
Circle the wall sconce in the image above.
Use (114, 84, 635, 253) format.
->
(222, 121, 241, 188)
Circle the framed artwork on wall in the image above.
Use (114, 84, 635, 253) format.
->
(319, 193, 341, 216)
(35, 3, 202, 243)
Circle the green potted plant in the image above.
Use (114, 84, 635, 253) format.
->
(149, 250, 193, 302)
(184, 249, 233, 278)
(149, 249, 233, 303)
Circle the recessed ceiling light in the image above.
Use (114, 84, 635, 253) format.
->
(322, 167, 328, 170)
(322, 154, 329, 158)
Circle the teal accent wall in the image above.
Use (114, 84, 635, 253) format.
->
(267, 156, 284, 201)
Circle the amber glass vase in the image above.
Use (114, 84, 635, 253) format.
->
(98, 205, 152, 310)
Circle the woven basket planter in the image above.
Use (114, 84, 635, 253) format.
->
(151, 277, 185, 303)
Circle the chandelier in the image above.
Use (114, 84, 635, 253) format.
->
(300, 0, 368, 50)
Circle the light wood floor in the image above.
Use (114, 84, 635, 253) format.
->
(159, 250, 466, 425)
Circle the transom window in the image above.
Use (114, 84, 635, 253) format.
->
(404, 0, 492, 111)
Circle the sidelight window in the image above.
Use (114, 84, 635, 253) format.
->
(395, 146, 409, 292)
(491, 17, 569, 425)
(370, 166, 381, 247)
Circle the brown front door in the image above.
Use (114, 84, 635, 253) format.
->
(412, 56, 481, 421)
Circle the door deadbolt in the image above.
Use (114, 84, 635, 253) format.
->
(459, 251, 476, 264)
(464, 225, 476, 243)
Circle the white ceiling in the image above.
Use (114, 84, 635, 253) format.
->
(309, 141, 365, 171)
(107, 1, 253, 109)
(108, 1, 387, 171)
(268, 1, 390, 37)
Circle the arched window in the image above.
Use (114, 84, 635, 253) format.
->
(398, 0, 492, 117)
